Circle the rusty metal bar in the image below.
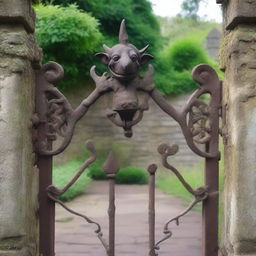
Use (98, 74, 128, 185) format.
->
(38, 154, 55, 256)
(203, 125, 220, 255)
(103, 152, 120, 256)
(148, 164, 157, 256)
(108, 176, 116, 256)
(202, 79, 221, 256)
(203, 154, 219, 256)
(35, 68, 55, 256)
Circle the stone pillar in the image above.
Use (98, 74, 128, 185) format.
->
(0, 1, 40, 255)
(219, 0, 256, 255)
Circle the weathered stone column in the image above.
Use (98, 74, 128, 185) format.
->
(219, 0, 256, 255)
(0, 1, 40, 255)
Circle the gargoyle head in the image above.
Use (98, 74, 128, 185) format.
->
(96, 20, 154, 81)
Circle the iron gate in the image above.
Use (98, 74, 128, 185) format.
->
(33, 20, 222, 256)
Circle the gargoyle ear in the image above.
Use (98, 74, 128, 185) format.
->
(140, 54, 154, 65)
(95, 52, 110, 65)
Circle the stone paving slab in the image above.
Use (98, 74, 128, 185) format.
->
(55, 181, 201, 256)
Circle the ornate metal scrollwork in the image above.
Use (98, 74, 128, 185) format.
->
(149, 143, 208, 256)
(35, 62, 113, 156)
(188, 99, 211, 144)
(46, 141, 109, 253)
(149, 64, 221, 158)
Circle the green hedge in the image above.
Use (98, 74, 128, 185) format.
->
(88, 165, 148, 184)
(88, 165, 107, 180)
(116, 166, 148, 184)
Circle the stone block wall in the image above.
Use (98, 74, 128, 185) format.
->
(54, 88, 201, 169)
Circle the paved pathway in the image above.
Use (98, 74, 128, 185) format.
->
(55, 181, 201, 256)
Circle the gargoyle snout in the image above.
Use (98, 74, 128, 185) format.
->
(119, 56, 138, 75)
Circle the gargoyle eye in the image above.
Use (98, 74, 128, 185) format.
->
(112, 55, 120, 62)
(130, 54, 138, 62)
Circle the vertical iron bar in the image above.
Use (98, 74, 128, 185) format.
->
(148, 164, 157, 256)
(203, 147, 219, 256)
(38, 154, 55, 256)
(36, 69, 55, 256)
(202, 84, 221, 256)
(108, 175, 116, 256)
(103, 151, 119, 256)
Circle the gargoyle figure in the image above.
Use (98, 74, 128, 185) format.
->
(91, 19, 155, 137)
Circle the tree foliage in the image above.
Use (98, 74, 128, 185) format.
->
(35, 4, 102, 89)
(40, 0, 161, 53)
(181, 0, 202, 20)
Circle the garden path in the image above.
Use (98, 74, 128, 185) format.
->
(55, 181, 201, 256)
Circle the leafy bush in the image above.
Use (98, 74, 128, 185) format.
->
(156, 69, 198, 95)
(167, 37, 209, 72)
(152, 16, 223, 95)
(116, 166, 148, 184)
(35, 4, 102, 89)
(153, 51, 198, 94)
(154, 36, 219, 94)
(53, 159, 91, 201)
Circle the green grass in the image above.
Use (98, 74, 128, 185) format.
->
(156, 160, 223, 202)
(156, 142, 224, 201)
(53, 159, 91, 202)
(156, 163, 204, 201)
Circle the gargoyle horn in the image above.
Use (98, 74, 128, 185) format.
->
(103, 44, 111, 54)
(139, 45, 150, 54)
(119, 19, 129, 45)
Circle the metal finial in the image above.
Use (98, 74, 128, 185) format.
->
(147, 163, 158, 175)
(119, 19, 128, 45)
(103, 151, 120, 175)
